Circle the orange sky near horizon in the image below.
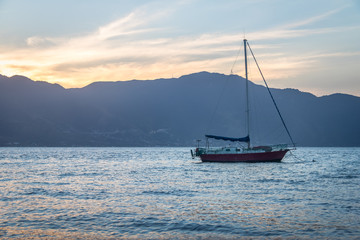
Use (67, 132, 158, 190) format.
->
(0, 0, 359, 96)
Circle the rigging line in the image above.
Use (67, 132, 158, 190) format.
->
(204, 74, 233, 136)
(246, 41, 296, 148)
(289, 150, 305, 162)
(230, 45, 242, 74)
(204, 45, 243, 135)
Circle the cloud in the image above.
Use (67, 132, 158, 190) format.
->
(26, 36, 59, 47)
(0, 1, 358, 93)
(280, 5, 350, 29)
(244, 4, 354, 42)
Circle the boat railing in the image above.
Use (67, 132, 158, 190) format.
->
(271, 144, 291, 151)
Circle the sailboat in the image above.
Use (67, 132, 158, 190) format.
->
(191, 39, 295, 162)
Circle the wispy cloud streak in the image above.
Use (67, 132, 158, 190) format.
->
(279, 5, 350, 29)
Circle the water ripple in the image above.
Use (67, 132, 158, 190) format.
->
(0, 147, 359, 239)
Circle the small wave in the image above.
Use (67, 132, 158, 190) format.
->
(167, 222, 232, 233)
(320, 174, 359, 179)
(257, 178, 283, 183)
(0, 178, 12, 182)
(58, 172, 75, 177)
(142, 189, 196, 197)
(1, 196, 23, 202)
(21, 187, 75, 198)
(23, 187, 48, 196)
(286, 179, 306, 184)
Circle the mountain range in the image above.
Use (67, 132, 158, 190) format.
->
(1, 72, 359, 147)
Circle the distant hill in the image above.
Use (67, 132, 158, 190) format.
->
(1, 72, 359, 147)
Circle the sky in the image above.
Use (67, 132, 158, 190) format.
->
(0, 0, 359, 96)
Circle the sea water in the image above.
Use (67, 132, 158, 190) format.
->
(0, 147, 359, 239)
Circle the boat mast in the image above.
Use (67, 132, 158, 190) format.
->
(244, 39, 250, 149)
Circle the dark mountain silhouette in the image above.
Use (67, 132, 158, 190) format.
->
(1, 72, 359, 147)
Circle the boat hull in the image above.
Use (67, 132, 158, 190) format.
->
(200, 149, 289, 163)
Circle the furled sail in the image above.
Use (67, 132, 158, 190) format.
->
(205, 135, 250, 142)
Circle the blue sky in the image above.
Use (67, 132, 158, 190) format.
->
(0, 0, 359, 96)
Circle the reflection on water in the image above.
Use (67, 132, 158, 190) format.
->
(0, 147, 359, 239)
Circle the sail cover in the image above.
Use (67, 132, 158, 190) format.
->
(205, 135, 250, 142)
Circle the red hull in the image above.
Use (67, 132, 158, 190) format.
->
(200, 149, 289, 163)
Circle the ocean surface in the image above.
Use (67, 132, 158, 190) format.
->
(0, 147, 359, 239)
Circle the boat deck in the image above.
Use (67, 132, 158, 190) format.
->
(197, 144, 288, 155)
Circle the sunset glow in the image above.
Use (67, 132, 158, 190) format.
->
(0, 0, 359, 95)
